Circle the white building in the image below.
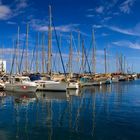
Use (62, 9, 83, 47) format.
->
(0, 60, 6, 73)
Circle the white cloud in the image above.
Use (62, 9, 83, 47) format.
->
(16, 0, 28, 9)
(105, 23, 140, 37)
(0, 0, 28, 20)
(113, 40, 140, 50)
(55, 24, 79, 32)
(0, 5, 12, 20)
(95, 6, 104, 14)
(103, 16, 112, 21)
(101, 33, 109, 36)
(31, 18, 79, 33)
(87, 9, 94, 12)
(86, 14, 94, 18)
(30, 18, 90, 36)
(119, 0, 135, 14)
(92, 24, 103, 29)
(7, 21, 17, 25)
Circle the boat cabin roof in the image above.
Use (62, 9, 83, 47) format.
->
(10, 76, 30, 81)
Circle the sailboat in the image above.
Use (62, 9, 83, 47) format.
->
(66, 32, 80, 89)
(5, 25, 37, 93)
(34, 5, 67, 92)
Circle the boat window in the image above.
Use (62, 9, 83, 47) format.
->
(69, 80, 76, 82)
(22, 78, 30, 82)
(15, 78, 20, 82)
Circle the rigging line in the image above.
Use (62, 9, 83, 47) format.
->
(72, 35, 81, 72)
(10, 40, 17, 75)
(52, 18, 67, 78)
(78, 38, 91, 74)
(82, 37, 92, 74)
(19, 40, 26, 74)
(86, 29, 96, 69)
(84, 46, 92, 74)
(53, 36, 61, 72)
(52, 54, 57, 72)
(88, 40, 94, 69)
(72, 35, 78, 54)
(29, 42, 36, 72)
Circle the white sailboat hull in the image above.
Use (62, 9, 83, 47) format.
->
(36, 80, 67, 91)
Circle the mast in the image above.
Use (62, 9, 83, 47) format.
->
(107, 46, 109, 73)
(68, 33, 73, 76)
(16, 26, 20, 74)
(123, 56, 125, 73)
(25, 23, 29, 72)
(116, 53, 118, 73)
(47, 5, 52, 74)
(36, 32, 39, 73)
(42, 32, 45, 73)
(10, 39, 15, 74)
(58, 34, 61, 72)
(92, 29, 96, 74)
(119, 54, 121, 73)
(104, 48, 107, 74)
(77, 30, 80, 65)
(120, 54, 123, 73)
(82, 40, 85, 73)
(131, 64, 133, 73)
(1, 36, 4, 73)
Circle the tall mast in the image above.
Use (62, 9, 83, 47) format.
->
(119, 54, 121, 73)
(36, 32, 39, 73)
(120, 54, 123, 73)
(10, 39, 15, 74)
(82, 40, 85, 73)
(123, 56, 125, 73)
(104, 48, 107, 74)
(47, 5, 52, 74)
(92, 29, 96, 74)
(68, 33, 73, 75)
(77, 30, 80, 63)
(42, 32, 45, 73)
(25, 23, 29, 72)
(1, 36, 4, 72)
(131, 64, 133, 73)
(16, 26, 20, 74)
(116, 53, 118, 73)
(107, 46, 109, 73)
(58, 34, 61, 72)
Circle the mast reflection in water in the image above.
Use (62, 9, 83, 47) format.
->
(0, 80, 140, 140)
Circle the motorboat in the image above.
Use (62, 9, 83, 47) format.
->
(67, 79, 80, 89)
(4, 76, 37, 93)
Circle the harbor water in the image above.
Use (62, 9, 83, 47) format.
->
(0, 80, 140, 140)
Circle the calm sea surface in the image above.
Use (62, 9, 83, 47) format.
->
(0, 80, 140, 140)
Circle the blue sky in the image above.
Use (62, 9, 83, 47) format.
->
(0, 0, 140, 73)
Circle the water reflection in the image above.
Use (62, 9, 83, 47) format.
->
(0, 81, 140, 140)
